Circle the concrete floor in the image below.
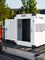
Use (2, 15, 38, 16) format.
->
(0, 51, 27, 60)
(0, 52, 45, 60)
(0, 53, 24, 60)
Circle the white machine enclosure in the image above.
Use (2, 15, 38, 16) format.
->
(15, 14, 45, 47)
(5, 14, 45, 47)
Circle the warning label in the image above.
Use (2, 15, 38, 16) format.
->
(35, 24, 45, 32)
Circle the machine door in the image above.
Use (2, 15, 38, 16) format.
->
(5, 20, 16, 40)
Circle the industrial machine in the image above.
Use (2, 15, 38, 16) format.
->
(1, 14, 45, 60)
(5, 14, 45, 47)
